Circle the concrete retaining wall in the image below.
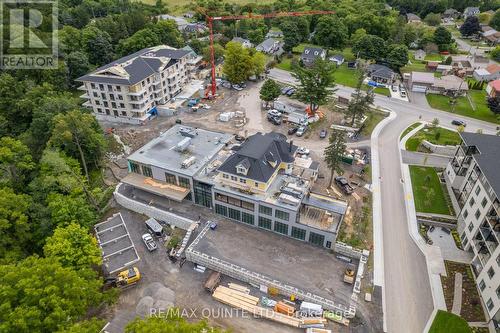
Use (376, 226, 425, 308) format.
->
(114, 184, 194, 230)
(334, 241, 369, 260)
(421, 140, 458, 157)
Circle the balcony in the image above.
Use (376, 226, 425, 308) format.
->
(480, 222, 498, 253)
(77, 85, 87, 91)
(82, 101, 92, 108)
(471, 256, 483, 277)
(79, 93, 89, 99)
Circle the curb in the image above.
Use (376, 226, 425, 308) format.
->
(370, 109, 397, 332)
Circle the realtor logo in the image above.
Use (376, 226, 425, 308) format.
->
(0, 0, 58, 69)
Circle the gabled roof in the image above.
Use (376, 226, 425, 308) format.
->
(218, 132, 297, 183)
(460, 132, 500, 198)
(486, 64, 500, 74)
(488, 80, 500, 91)
(367, 64, 394, 79)
(77, 45, 190, 85)
(464, 7, 480, 15)
(406, 13, 421, 21)
(329, 54, 344, 61)
(256, 38, 279, 51)
(433, 75, 468, 90)
(301, 47, 325, 60)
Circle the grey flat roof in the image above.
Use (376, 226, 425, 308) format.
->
(128, 125, 233, 177)
(461, 132, 500, 198)
(303, 193, 348, 215)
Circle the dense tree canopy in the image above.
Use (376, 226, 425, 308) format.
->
(353, 34, 387, 60)
(293, 59, 335, 113)
(460, 16, 481, 36)
(125, 312, 226, 333)
(313, 16, 348, 50)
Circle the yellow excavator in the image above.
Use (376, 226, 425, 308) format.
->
(105, 267, 141, 289)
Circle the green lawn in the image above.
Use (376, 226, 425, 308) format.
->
(400, 122, 422, 140)
(361, 110, 388, 136)
(405, 126, 461, 151)
(401, 61, 427, 74)
(429, 310, 471, 333)
(332, 64, 361, 87)
(373, 87, 390, 96)
(425, 54, 444, 61)
(426, 92, 499, 124)
(409, 166, 453, 215)
(275, 57, 294, 71)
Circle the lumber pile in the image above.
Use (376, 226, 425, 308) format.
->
(228, 283, 250, 294)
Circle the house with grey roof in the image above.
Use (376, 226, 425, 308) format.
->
(366, 64, 395, 84)
(231, 37, 253, 48)
(300, 47, 326, 66)
(443, 8, 459, 20)
(444, 132, 500, 324)
(328, 54, 344, 66)
(77, 45, 191, 124)
(118, 129, 348, 249)
(464, 7, 480, 19)
(255, 38, 283, 55)
(406, 13, 421, 23)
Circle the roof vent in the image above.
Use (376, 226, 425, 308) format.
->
(176, 137, 191, 152)
(179, 127, 196, 138)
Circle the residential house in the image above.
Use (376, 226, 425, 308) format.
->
(443, 8, 460, 20)
(231, 37, 253, 48)
(406, 13, 421, 23)
(183, 12, 195, 18)
(182, 23, 208, 35)
(255, 38, 283, 55)
(409, 72, 435, 93)
(486, 80, 500, 98)
(328, 54, 345, 66)
(482, 28, 500, 45)
(266, 30, 283, 38)
(436, 64, 453, 74)
(463, 7, 480, 19)
(474, 64, 500, 82)
(426, 61, 440, 71)
(157, 14, 188, 30)
(366, 64, 395, 84)
(301, 47, 326, 66)
(414, 49, 426, 61)
(77, 45, 191, 124)
(451, 59, 474, 76)
(444, 132, 500, 326)
(121, 128, 347, 249)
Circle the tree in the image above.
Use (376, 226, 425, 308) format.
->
(49, 110, 106, 182)
(222, 42, 253, 83)
(0, 256, 103, 333)
(259, 79, 281, 107)
(324, 129, 346, 188)
(433, 26, 453, 51)
(352, 34, 387, 60)
(293, 59, 335, 113)
(491, 46, 500, 62)
(47, 193, 97, 229)
(250, 51, 266, 78)
(460, 16, 481, 37)
(314, 16, 348, 50)
(351, 28, 367, 46)
(58, 25, 83, 56)
(44, 223, 101, 270)
(81, 26, 114, 66)
(432, 118, 440, 127)
(346, 74, 374, 126)
(0, 73, 28, 135)
(55, 319, 105, 333)
(125, 310, 226, 333)
(66, 52, 91, 88)
(386, 44, 409, 70)
(0, 187, 31, 262)
(424, 13, 442, 26)
(202, 43, 224, 62)
(487, 96, 500, 114)
(280, 20, 301, 52)
(146, 20, 184, 48)
(118, 28, 161, 56)
(0, 137, 35, 190)
(491, 10, 500, 31)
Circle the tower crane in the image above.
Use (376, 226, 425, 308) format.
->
(200, 9, 335, 98)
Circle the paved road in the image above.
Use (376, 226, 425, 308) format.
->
(269, 68, 498, 332)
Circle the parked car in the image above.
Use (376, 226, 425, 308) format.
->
(334, 176, 354, 195)
(391, 85, 397, 92)
(267, 109, 282, 118)
(451, 119, 466, 127)
(232, 84, 243, 91)
(281, 86, 293, 94)
(234, 134, 245, 142)
(319, 129, 327, 139)
(296, 126, 307, 137)
(267, 114, 281, 125)
(400, 91, 407, 98)
(296, 147, 310, 155)
(285, 88, 295, 96)
(209, 221, 217, 230)
(288, 127, 299, 135)
(221, 81, 231, 88)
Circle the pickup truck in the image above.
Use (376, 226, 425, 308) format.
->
(334, 176, 354, 195)
(142, 233, 158, 252)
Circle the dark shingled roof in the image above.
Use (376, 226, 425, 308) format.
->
(218, 132, 297, 183)
(301, 47, 325, 60)
(460, 132, 500, 197)
(76, 46, 190, 85)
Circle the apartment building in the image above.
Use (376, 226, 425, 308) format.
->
(445, 132, 500, 325)
(77, 45, 190, 124)
(119, 126, 348, 249)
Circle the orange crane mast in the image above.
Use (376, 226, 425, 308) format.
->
(201, 10, 335, 98)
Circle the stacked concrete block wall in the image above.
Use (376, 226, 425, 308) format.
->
(421, 140, 458, 157)
(114, 184, 194, 230)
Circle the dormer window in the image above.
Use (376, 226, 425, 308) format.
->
(236, 158, 250, 175)
(305, 50, 309, 54)
(236, 165, 247, 175)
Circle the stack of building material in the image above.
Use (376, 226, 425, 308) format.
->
(299, 317, 327, 329)
(212, 286, 301, 327)
(274, 301, 295, 316)
(228, 283, 250, 294)
(306, 328, 332, 333)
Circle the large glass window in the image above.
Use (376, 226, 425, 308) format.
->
(142, 165, 153, 177)
(194, 181, 212, 208)
(165, 172, 176, 185)
(259, 205, 272, 216)
(309, 232, 325, 246)
(228, 196, 241, 207)
(291, 227, 306, 240)
(241, 212, 254, 225)
(215, 204, 227, 217)
(178, 176, 190, 189)
(215, 192, 228, 203)
(241, 200, 254, 211)
(228, 208, 241, 221)
(274, 221, 288, 235)
(275, 209, 290, 221)
(258, 217, 272, 230)
(129, 161, 140, 173)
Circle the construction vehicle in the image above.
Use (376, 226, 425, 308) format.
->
(343, 264, 356, 284)
(204, 271, 221, 292)
(105, 267, 141, 289)
(142, 233, 158, 252)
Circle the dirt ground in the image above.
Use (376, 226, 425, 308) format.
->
(100, 82, 381, 332)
